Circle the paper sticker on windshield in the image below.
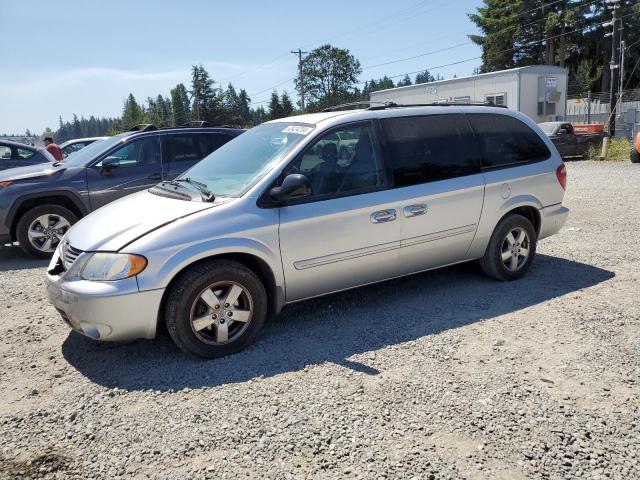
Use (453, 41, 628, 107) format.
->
(282, 125, 313, 135)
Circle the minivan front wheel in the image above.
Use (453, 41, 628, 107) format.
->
(480, 214, 537, 281)
(164, 260, 267, 358)
(16, 205, 77, 258)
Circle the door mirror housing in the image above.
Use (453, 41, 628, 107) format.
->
(270, 174, 312, 203)
(101, 156, 120, 173)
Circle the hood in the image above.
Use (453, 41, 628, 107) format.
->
(65, 190, 224, 251)
(0, 162, 62, 182)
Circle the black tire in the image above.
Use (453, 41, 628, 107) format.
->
(164, 260, 267, 359)
(16, 204, 78, 259)
(480, 214, 537, 281)
(631, 149, 640, 164)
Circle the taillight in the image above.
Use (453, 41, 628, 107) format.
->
(556, 164, 567, 190)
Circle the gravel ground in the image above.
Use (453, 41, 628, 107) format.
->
(0, 161, 638, 480)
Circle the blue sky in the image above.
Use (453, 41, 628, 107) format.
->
(0, 0, 483, 134)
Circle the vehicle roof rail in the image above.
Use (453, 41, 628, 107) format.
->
(127, 124, 157, 132)
(322, 101, 397, 112)
(180, 121, 214, 127)
(387, 102, 508, 109)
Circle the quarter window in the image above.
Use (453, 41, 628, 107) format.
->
(0, 146, 11, 159)
(466, 113, 551, 168)
(286, 124, 385, 199)
(381, 114, 480, 187)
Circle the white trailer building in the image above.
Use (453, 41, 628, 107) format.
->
(370, 65, 568, 123)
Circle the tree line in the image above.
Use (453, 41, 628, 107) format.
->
(48, 0, 639, 141)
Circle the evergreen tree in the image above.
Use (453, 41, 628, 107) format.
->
(397, 74, 412, 87)
(281, 91, 294, 117)
(121, 93, 145, 129)
(268, 91, 284, 120)
(415, 70, 436, 84)
(251, 106, 267, 125)
(171, 84, 190, 126)
(237, 89, 252, 126)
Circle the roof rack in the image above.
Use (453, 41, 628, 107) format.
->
(384, 102, 508, 109)
(180, 121, 213, 128)
(322, 101, 507, 112)
(127, 124, 158, 132)
(322, 101, 397, 112)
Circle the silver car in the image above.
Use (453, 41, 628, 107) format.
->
(46, 105, 569, 358)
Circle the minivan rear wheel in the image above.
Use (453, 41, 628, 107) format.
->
(480, 214, 537, 281)
(164, 260, 267, 358)
(16, 205, 77, 258)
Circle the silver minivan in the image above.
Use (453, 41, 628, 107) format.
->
(46, 105, 569, 358)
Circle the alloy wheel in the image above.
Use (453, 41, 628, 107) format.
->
(27, 214, 71, 253)
(501, 227, 530, 272)
(189, 281, 253, 344)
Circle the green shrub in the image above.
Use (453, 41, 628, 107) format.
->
(589, 137, 632, 161)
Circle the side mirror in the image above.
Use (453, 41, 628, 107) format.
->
(558, 128, 569, 135)
(101, 156, 120, 173)
(270, 174, 312, 203)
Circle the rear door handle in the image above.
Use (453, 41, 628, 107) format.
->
(403, 203, 428, 217)
(148, 173, 162, 180)
(370, 209, 397, 224)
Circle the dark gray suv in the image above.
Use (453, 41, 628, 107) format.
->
(0, 124, 243, 257)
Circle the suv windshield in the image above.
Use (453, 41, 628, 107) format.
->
(60, 134, 125, 167)
(178, 122, 314, 197)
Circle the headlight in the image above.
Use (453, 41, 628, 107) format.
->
(81, 253, 147, 281)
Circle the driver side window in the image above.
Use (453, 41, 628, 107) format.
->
(96, 137, 161, 169)
(287, 123, 384, 199)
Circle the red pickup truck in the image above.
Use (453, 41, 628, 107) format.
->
(538, 122, 608, 158)
(632, 132, 639, 164)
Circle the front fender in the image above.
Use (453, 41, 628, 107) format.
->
(134, 236, 284, 294)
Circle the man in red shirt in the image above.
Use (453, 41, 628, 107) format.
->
(43, 137, 63, 161)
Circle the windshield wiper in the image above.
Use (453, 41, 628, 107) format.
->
(162, 177, 215, 202)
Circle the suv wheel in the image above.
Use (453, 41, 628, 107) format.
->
(16, 205, 77, 258)
(480, 214, 537, 281)
(164, 260, 267, 358)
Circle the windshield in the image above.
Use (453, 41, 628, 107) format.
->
(178, 122, 314, 197)
(538, 123, 558, 135)
(60, 134, 125, 167)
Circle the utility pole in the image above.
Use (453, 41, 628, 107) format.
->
(606, 0, 622, 136)
(291, 48, 308, 112)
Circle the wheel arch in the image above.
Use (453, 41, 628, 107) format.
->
(498, 196, 542, 236)
(9, 191, 88, 240)
(157, 250, 284, 330)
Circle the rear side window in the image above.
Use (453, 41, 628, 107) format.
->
(16, 147, 35, 159)
(381, 114, 480, 187)
(164, 133, 233, 164)
(466, 113, 550, 168)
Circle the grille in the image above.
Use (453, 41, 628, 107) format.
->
(62, 243, 83, 268)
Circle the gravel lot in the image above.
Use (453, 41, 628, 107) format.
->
(0, 161, 638, 480)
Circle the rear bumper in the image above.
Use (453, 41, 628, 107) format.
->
(539, 203, 569, 240)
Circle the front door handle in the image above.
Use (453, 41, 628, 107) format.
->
(370, 209, 397, 224)
(403, 203, 428, 218)
(148, 173, 162, 180)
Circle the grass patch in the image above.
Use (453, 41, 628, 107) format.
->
(586, 137, 632, 162)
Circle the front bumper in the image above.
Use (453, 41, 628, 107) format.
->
(538, 203, 569, 240)
(46, 273, 164, 342)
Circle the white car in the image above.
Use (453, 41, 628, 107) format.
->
(60, 137, 108, 158)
